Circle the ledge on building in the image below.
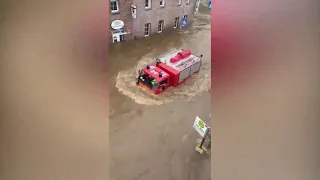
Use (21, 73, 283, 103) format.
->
(144, 7, 152, 11)
(110, 26, 131, 35)
(111, 11, 120, 15)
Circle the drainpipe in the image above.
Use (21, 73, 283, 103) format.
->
(131, 4, 137, 40)
(195, 0, 201, 14)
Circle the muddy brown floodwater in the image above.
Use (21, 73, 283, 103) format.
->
(109, 1, 211, 180)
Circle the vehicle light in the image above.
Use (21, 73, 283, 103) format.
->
(159, 72, 163, 77)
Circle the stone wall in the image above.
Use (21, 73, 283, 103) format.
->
(132, 0, 196, 38)
(109, 0, 134, 42)
(109, 0, 197, 43)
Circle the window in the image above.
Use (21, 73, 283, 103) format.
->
(145, 0, 151, 9)
(174, 17, 179, 29)
(185, 0, 190, 4)
(160, 0, 165, 7)
(119, 34, 125, 41)
(139, 71, 158, 90)
(177, 0, 182, 5)
(159, 79, 168, 90)
(158, 20, 164, 33)
(144, 23, 151, 36)
(113, 36, 118, 43)
(160, 79, 168, 86)
(110, 0, 119, 13)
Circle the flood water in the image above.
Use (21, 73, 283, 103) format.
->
(109, 1, 211, 118)
(1, 0, 318, 179)
(109, 2, 212, 180)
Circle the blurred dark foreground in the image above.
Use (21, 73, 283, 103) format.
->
(0, 1, 109, 180)
(211, 0, 320, 180)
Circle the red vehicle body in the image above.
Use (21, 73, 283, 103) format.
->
(136, 49, 203, 94)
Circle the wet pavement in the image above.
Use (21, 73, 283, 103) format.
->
(109, 1, 211, 180)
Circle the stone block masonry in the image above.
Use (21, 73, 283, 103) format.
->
(132, 0, 196, 38)
(109, 0, 197, 43)
(109, 0, 134, 42)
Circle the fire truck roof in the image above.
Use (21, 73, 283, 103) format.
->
(155, 49, 201, 72)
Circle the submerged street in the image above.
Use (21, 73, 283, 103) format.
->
(109, 2, 211, 180)
(1, 0, 318, 179)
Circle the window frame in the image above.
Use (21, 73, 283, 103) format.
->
(177, 0, 182, 5)
(145, 0, 152, 10)
(185, 0, 190, 5)
(174, 17, 179, 29)
(110, 0, 119, 13)
(119, 34, 125, 42)
(144, 23, 151, 37)
(159, 0, 165, 7)
(158, 20, 164, 33)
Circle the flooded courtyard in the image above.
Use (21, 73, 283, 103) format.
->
(109, 1, 211, 180)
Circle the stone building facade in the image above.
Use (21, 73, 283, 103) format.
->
(109, 0, 197, 43)
(132, 0, 196, 38)
(109, 0, 134, 43)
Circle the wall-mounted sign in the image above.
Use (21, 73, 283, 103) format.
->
(193, 116, 210, 138)
(111, 20, 124, 30)
(182, 18, 188, 26)
(131, 5, 137, 19)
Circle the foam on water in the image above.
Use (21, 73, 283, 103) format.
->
(115, 52, 210, 105)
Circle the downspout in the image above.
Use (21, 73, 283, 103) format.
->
(195, 0, 201, 14)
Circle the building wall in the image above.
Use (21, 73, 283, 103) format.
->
(109, 0, 134, 43)
(132, 0, 196, 38)
(109, 0, 196, 43)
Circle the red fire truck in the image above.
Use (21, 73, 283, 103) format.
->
(136, 49, 203, 94)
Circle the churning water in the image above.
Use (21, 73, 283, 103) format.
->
(113, 5, 211, 106)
